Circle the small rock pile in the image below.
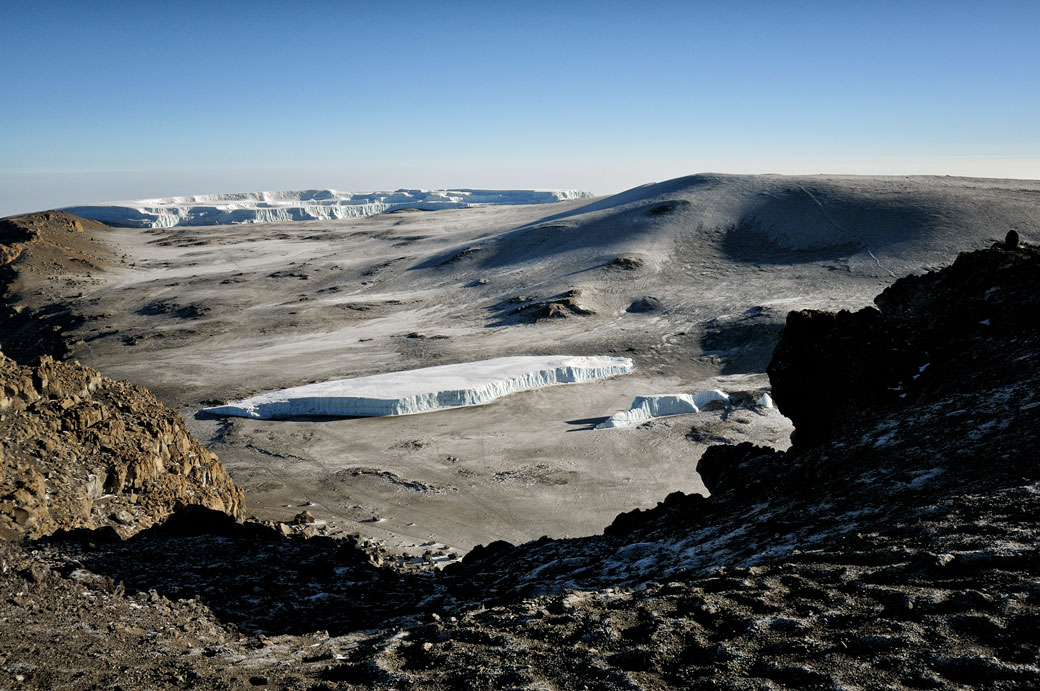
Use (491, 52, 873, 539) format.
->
(512, 289, 595, 320)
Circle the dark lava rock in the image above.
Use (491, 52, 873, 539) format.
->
(508, 289, 595, 321)
(610, 256, 644, 270)
(769, 242, 1040, 448)
(626, 296, 661, 313)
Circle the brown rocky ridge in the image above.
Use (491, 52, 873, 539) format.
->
(0, 351, 244, 540)
(1, 212, 243, 540)
(0, 211, 112, 363)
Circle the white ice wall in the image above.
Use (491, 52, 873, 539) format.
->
(202, 355, 631, 420)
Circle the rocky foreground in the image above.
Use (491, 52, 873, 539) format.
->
(1, 234, 1039, 689)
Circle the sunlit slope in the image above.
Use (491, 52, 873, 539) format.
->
(68, 174, 1040, 400)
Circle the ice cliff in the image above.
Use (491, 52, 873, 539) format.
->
(595, 391, 730, 429)
(61, 188, 593, 228)
(201, 355, 632, 420)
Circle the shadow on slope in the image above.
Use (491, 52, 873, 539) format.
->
(412, 174, 1031, 278)
(723, 183, 935, 264)
(40, 507, 440, 637)
(409, 197, 694, 272)
(723, 218, 865, 264)
(699, 305, 788, 374)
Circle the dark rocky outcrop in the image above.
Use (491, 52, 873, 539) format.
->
(768, 242, 1040, 448)
(608, 255, 644, 270)
(625, 295, 661, 313)
(518, 289, 595, 320)
(492, 289, 597, 325)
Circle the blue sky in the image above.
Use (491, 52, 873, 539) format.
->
(2, 1, 1038, 215)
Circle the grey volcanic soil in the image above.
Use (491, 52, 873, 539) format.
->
(20, 174, 1040, 558)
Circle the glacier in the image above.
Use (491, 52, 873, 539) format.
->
(61, 188, 593, 228)
(595, 391, 731, 429)
(201, 355, 632, 420)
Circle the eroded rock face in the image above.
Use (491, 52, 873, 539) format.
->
(0, 353, 244, 540)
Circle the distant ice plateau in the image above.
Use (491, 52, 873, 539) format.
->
(61, 188, 593, 228)
(201, 355, 632, 420)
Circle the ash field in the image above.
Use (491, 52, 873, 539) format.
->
(2, 172, 1040, 689)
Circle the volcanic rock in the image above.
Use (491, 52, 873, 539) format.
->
(768, 241, 1040, 448)
(609, 256, 644, 270)
(625, 296, 661, 313)
(0, 353, 244, 540)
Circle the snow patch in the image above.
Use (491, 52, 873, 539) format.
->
(906, 467, 945, 488)
(201, 355, 631, 420)
(62, 188, 593, 228)
(873, 431, 898, 447)
(595, 390, 730, 429)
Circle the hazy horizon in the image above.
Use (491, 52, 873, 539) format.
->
(6, 157, 1040, 219)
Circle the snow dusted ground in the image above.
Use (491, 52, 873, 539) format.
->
(203, 356, 632, 419)
(61, 188, 592, 228)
